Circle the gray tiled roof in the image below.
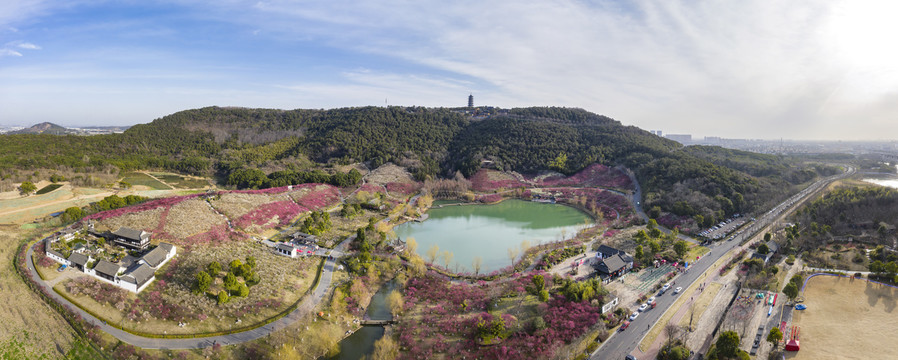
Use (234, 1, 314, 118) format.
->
(595, 254, 627, 275)
(596, 244, 623, 257)
(113, 227, 147, 242)
(141, 246, 168, 268)
(277, 243, 296, 252)
(68, 252, 89, 266)
(157, 242, 174, 253)
(93, 260, 121, 277)
(120, 263, 155, 287)
(47, 248, 66, 260)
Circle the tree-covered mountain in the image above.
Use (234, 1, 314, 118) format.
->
(0, 106, 836, 220)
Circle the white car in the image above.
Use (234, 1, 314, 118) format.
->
(629, 312, 639, 321)
(648, 296, 656, 304)
(674, 287, 683, 294)
(662, 283, 671, 292)
(638, 303, 648, 312)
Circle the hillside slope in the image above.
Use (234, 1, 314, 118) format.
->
(0, 106, 833, 222)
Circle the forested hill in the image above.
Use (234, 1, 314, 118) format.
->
(0, 106, 836, 220)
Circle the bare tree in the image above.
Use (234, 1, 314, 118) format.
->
(441, 250, 453, 270)
(405, 237, 418, 256)
(688, 302, 697, 332)
(507, 247, 520, 270)
(521, 240, 531, 255)
(472, 256, 483, 276)
(426, 244, 439, 264)
(665, 323, 681, 347)
(364, 336, 399, 360)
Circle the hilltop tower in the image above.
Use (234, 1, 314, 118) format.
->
(468, 94, 474, 108)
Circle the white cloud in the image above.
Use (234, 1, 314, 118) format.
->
(4, 0, 898, 139)
(16, 42, 40, 50)
(0, 49, 23, 57)
(218, 0, 898, 139)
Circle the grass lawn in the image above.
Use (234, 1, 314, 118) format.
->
(32, 253, 64, 282)
(121, 172, 169, 190)
(639, 253, 730, 351)
(676, 282, 721, 330)
(492, 294, 542, 324)
(36, 183, 63, 195)
(684, 244, 710, 263)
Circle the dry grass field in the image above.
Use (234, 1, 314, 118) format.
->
(788, 275, 898, 360)
(0, 225, 74, 358)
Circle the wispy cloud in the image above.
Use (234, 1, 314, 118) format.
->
(3, 1, 898, 139)
(16, 42, 40, 50)
(0, 49, 22, 57)
(221, 0, 898, 139)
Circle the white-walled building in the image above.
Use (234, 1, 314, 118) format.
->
(45, 240, 176, 294)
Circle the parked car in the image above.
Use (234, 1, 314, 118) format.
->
(648, 296, 656, 304)
(629, 312, 639, 321)
(626, 355, 637, 360)
(638, 303, 648, 312)
(619, 321, 630, 331)
(662, 283, 671, 292)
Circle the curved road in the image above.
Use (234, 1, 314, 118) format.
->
(591, 166, 854, 360)
(26, 239, 347, 349)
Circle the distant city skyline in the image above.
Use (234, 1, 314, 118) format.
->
(2, 1, 898, 141)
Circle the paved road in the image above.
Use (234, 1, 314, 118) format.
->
(26, 237, 348, 349)
(591, 166, 854, 360)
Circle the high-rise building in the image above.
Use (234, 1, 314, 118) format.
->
(468, 94, 474, 108)
(665, 134, 692, 144)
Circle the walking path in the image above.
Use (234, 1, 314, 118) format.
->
(25, 236, 349, 349)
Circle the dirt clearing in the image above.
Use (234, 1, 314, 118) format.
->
(788, 275, 898, 360)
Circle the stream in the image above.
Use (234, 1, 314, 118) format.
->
(327, 280, 397, 360)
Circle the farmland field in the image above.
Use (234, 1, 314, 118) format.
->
(788, 275, 898, 360)
(121, 172, 170, 190)
(149, 172, 211, 189)
(36, 183, 63, 195)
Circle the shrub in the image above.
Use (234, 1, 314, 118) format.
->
(194, 271, 211, 294)
(217, 290, 229, 305)
(229, 259, 242, 271)
(224, 273, 237, 290)
(207, 261, 221, 275)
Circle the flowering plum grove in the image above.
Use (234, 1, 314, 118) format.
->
(396, 274, 605, 359)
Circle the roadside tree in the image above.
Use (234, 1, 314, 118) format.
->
(674, 241, 689, 258)
(767, 327, 783, 350)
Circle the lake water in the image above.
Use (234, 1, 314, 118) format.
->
(394, 199, 592, 273)
(863, 178, 898, 189)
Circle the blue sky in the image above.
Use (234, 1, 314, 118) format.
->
(2, 0, 898, 140)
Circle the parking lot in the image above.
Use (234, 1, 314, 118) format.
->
(698, 216, 748, 241)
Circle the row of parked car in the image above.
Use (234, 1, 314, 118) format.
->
(620, 283, 683, 330)
(698, 214, 746, 240)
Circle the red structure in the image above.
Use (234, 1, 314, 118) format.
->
(785, 325, 801, 351)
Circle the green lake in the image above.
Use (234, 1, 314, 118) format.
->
(394, 199, 592, 273)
